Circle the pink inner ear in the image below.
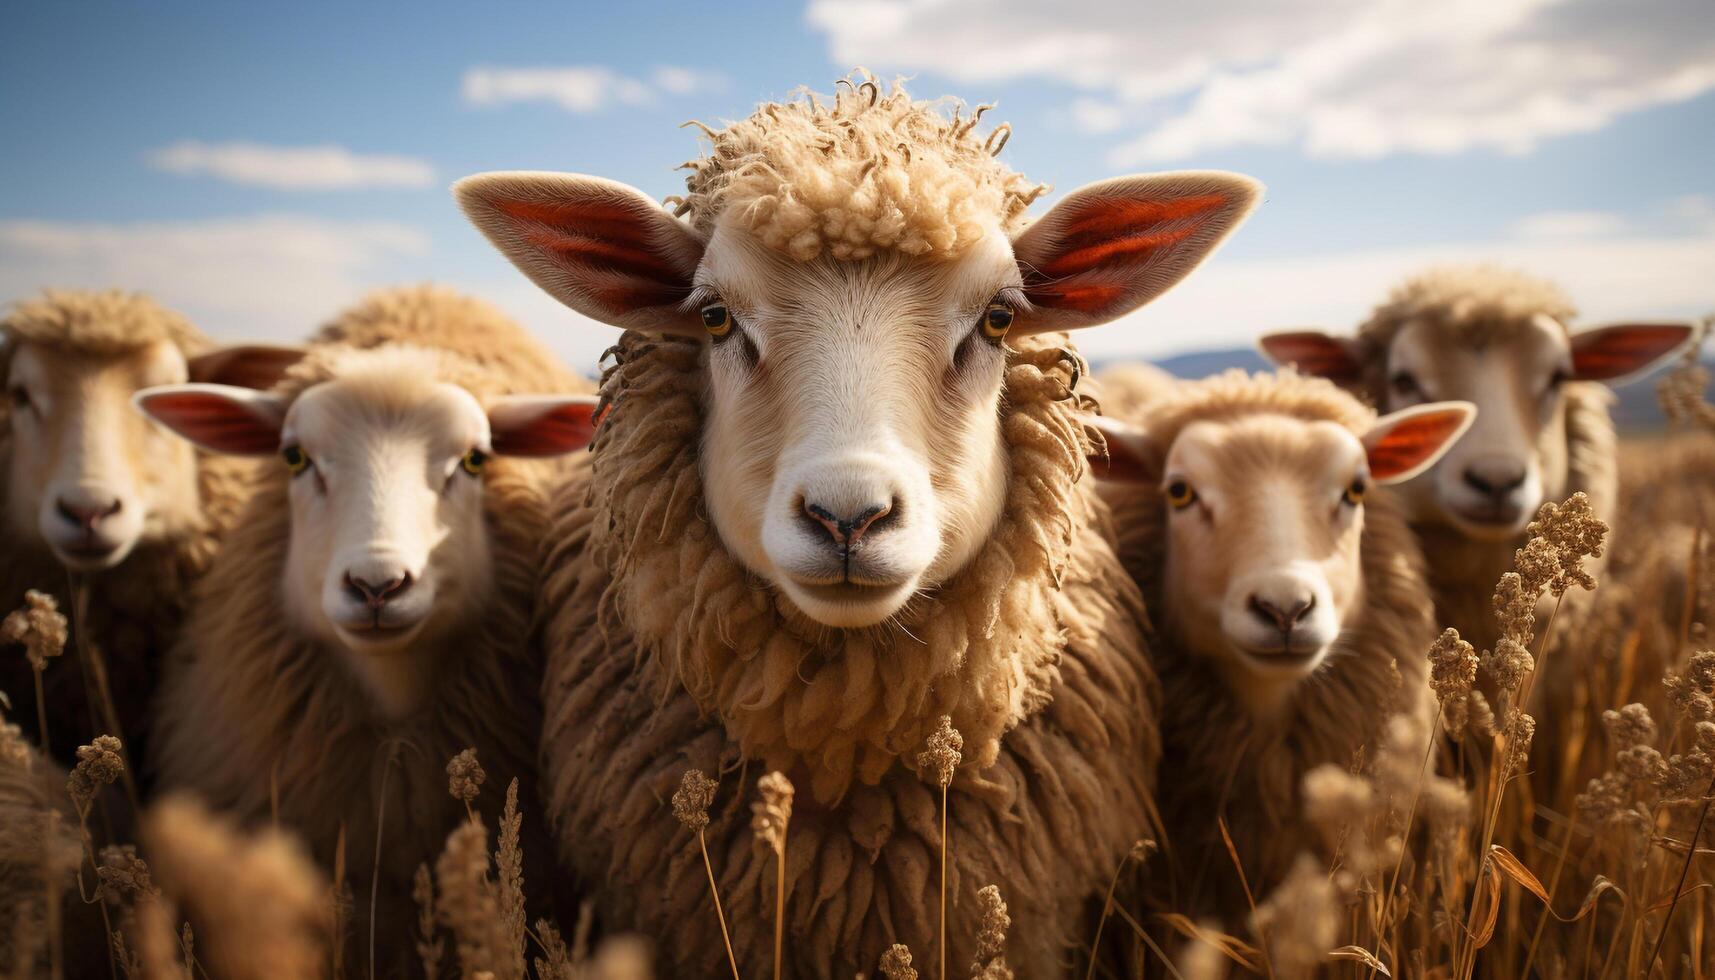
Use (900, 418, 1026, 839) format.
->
(1572, 324, 1693, 381)
(491, 402, 600, 457)
(1259, 332, 1362, 383)
(142, 393, 280, 455)
(498, 198, 692, 311)
(1087, 425, 1155, 484)
(1368, 410, 1467, 480)
(1025, 194, 1230, 315)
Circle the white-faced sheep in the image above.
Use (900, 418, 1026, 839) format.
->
(133, 291, 598, 970)
(1259, 267, 1692, 654)
(1, 290, 300, 773)
(456, 76, 1261, 976)
(1089, 369, 1473, 918)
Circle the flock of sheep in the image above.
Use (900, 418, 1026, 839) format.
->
(2, 76, 1711, 979)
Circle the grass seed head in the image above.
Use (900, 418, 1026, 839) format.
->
(96, 843, 158, 906)
(917, 714, 964, 789)
(68, 734, 124, 811)
(879, 944, 918, 980)
(447, 748, 486, 804)
(2, 589, 68, 670)
(751, 770, 794, 852)
(672, 768, 718, 832)
(972, 883, 1012, 967)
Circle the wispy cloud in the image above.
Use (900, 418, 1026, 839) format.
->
(461, 64, 724, 113)
(148, 141, 435, 191)
(0, 215, 429, 341)
(809, 0, 1715, 163)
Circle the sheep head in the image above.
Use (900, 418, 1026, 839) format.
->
(135, 346, 597, 717)
(3, 290, 302, 571)
(454, 82, 1260, 629)
(1260, 267, 1692, 540)
(1093, 374, 1472, 715)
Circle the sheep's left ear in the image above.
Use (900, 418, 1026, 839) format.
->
(1569, 322, 1696, 384)
(487, 395, 602, 457)
(1011, 171, 1262, 334)
(1082, 415, 1158, 483)
(187, 344, 307, 389)
(1257, 331, 1363, 386)
(1363, 401, 1476, 485)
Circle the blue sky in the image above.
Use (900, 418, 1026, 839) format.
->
(3, 0, 1712, 371)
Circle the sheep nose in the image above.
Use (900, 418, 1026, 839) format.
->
(802, 499, 895, 548)
(1463, 462, 1526, 500)
(1248, 591, 1315, 632)
(343, 571, 414, 610)
(56, 496, 122, 531)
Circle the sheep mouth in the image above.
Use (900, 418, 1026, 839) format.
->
(54, 541, 127, 570)
(1232, 638, 1328, 668)
(792, 580, 908, 604)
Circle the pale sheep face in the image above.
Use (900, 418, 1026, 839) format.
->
(5, 339, 198, 571)
(695, 220, 1016, 627)
(135, 349, 597, 718)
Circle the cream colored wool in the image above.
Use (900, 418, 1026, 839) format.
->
(1102, 370, 1439, 919)
(1347, 266, 1618, 654)
(148, 340, 575, 970)
(309, 283, 591, 394)
(538, 332, 1159, 978)
(0, 743, 86, 975)
(1, 291, 250, 773)
(1091, 362, 1179, 426)
(672, 74, 1047, 262)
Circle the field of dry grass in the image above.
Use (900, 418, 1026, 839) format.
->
(3, 344, 1713, 980)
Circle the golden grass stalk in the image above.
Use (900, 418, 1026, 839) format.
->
(751, 771, 794, 980)
(1647, 767, 1715, 973)
(1084, 840, 1155, 980)
(2, 589, 66, 755)
(672, 769, 738, 980)
(917, 716, 962, 980)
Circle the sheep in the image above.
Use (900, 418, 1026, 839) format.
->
(132, 290, 599, 972)
(455, 75, 1262, 976)
(1087, 369, 1473, 918)
(1258, 266, 1693, 655)
(1, 290, 301, 774)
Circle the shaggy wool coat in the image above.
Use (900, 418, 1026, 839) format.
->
(538, 333, 1160, 978)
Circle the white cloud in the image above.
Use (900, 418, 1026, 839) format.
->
(148, 141, 435, 191)
(462, 64, 721, 113)
(1507, 210, 1629, 240)
(808, 0, 1715, 162)
(1068, 97, 1125, 135)
(0, 215, 429, 343)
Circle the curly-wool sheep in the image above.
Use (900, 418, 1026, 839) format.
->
(1, 291, 258, 774)
(538, 333, 1159, 978)
(1097, 370, 1448, 917)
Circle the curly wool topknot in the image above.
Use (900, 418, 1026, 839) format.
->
(2, 290, 210, 359)
(1357, 265, 1578, 349)
(671, 72, 1047, 262)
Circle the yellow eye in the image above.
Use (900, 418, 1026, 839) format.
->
(281, 445, 309, 475)
(700, 304, 732, 338)
(461, 448, 488, 476)
(1166, 479, 1197, 509)
(980, 301, 1014, 340)
(1344, 479, 1367, 506)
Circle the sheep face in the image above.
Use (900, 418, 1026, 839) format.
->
(1096, 396, 1472, 714)
(135, 349, 596, 717)
(5, 338, 198, 570)
(455, 168, 1261, 629)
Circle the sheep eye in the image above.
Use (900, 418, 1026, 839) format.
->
(6, 386, 28, 410)
(1166, 479, 1197, 509)
(700, 304, 732, 338)
(281, 445, 310, 476)
(461, 448, 488, 476)
(1390, 372, 1421, 398)
(1343, 478, 1367, 506)
(979, 301, 1014, 341)
(1546, 368, 1570, 391)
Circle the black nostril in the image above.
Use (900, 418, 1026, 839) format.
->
(56, 498, 121, 531)
(802, 500, 897, 547)
(1465, 468, 1525, 498)
(344, 572, 411, 609)
(1463, 470, 1495, 495)
(1249, 594, 1314, 632)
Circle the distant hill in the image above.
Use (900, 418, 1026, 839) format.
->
(1096, 347, 1712, 435)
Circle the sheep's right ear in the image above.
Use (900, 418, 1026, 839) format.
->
(1363, 401, 1476, 485)
(132, 384, 286, 456)
(454, 172, 705, 335)
(488, 395, 602, 457)
(187, 344, 307, 389)
(1257, 331, 1363, 385)
(1083, 415, 1158, 483)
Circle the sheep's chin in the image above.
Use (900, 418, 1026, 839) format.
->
(1442, 508, 1532, 542)
(779, 577, 920, 630)
(1214, 640, 1333, 715)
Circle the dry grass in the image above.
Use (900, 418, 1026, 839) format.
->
(4, 326, 1713, 978)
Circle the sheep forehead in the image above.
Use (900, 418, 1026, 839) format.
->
(8, 337, 187, 395)
(284, 375, 487, 456)
(1170, 416, 1362, 493)
(1391, 315, 1568, 385)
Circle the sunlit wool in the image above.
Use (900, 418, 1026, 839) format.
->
(538, 332, 1158, 977)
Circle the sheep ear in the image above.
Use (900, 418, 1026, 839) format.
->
(1083, 415, 1158, 483)
(187, 344, 306, 389)
(132, 384, 286, 456)
(488, 395, 602, 457)
(454, 172, 705, 336)
(1364, 401, 1476, 485)
(1011, 171, 1262, 334)
(1257, 331, 1363, 385)
(1569, 322, 1696, 384)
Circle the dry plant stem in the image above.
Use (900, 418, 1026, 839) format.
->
(772, 827, 786, 980)
(1083, 848, 1142, 980)
(369, 744, 399, 980)
(696, 829, 741, 980)
(1681, 523, 1703, 656)
(1217, 816, 1274, 980)
(938, 782, 947, 980)
(32, 666, 49, 753)
(1366, 706, 1444, 979)
(1521, 809, 1581, 979)
(67, 574, 140, 813)
(1647, 768, 1715, 975)
(1110, 904, 1187, 980)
